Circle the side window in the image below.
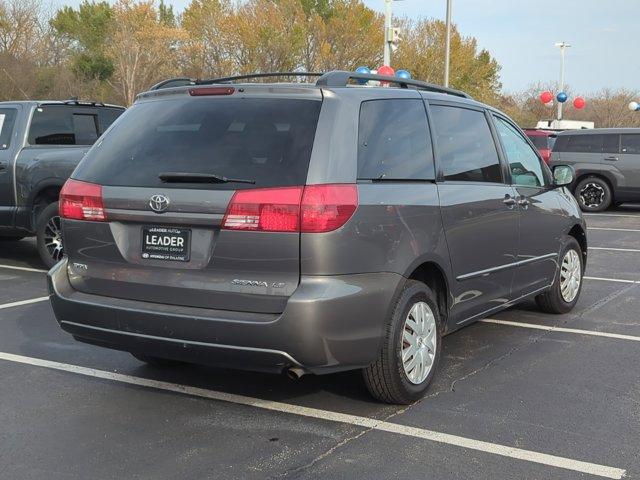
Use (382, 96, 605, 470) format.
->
(28, 106, 75, 145)
(566, 134, 603, 153)
(602, 134, 620, 154)
(72, 113, 99, 145)
(97, 108, 124, 134)
(621, 134, 640, 154)
(357, 99, 434, 180)
(493, 116, 546, 187)
(0, 108, 17, 149)
(430, 105, 502, 183)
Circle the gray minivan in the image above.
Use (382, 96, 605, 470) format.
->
(550, 128, 640, 211)
(48, 71, 586, 403)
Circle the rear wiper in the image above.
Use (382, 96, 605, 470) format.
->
(159, 172, 255, 184)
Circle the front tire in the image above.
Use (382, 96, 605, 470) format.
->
(36, 202, 64, 269)
(574, 176, 612, 212)
(363, 280, 442, 404)
(536, 237, 583, 314)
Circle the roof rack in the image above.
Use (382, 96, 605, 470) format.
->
(202, 72, 325, 84)
(149, 77, 197, 90)
(148, 70, 471, 99)
(316, 71, 471, 98)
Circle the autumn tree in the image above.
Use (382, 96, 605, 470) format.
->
(394, 20, 501, 103)
(180, 0, 234, 78)
(107, 0, 185, 105)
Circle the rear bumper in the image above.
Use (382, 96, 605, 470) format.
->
(48, 259, 404, 374)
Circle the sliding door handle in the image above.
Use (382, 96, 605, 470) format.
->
(604, 156, 618, 161)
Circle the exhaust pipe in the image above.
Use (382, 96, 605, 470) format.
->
(286, 367, 306, 380)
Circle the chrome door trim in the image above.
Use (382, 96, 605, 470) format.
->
(456, 252, 557, 281)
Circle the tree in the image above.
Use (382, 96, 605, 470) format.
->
(394, 20, 501, 103)
(51, 1, 115, 81)
(180, 0, 234, 78)
(107, 0, 185, 105)
(311, 0, 383, 72)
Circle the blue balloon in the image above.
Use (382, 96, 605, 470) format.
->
(396, 69, 411, 79)
(557, 92, 568, 103)
(355, 66, 371, 85)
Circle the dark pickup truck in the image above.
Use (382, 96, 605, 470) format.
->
(0, 100, 124, 267)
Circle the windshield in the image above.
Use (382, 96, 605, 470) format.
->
(73, 97, 322, 190)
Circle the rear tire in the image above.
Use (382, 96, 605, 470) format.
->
(574, 176, 612, 212)
(536, 237, 583, 314)
(363, 280, 442, 404)
(36, 202, 64, 269)
(131, 353, 182, 367)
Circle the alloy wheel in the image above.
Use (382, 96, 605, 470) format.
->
(579, 182, 605, 208)
(43, 215, 64, 263)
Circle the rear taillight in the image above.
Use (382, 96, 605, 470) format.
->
(300, 184, 358, 233)
(222, 184, 358, 233)
(59, 179, 106, 221)
(540, 149, 551, 164)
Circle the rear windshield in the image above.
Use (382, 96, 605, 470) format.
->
(527, 135, 550, 149)
(73, 97, 322, 190)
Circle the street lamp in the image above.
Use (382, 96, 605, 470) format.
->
(444, 0, 452, 87)
(383, 0, 404, 66)
(555, 41, 571, 121)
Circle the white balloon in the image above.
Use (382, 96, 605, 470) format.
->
(629, 101, 639, 112)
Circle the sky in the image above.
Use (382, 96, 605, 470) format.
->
(55, 0, 640, 94)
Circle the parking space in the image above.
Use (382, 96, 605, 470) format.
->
(2, 209, 640, 479)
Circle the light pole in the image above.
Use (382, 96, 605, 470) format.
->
(555, 41, 571, 121)
(444, 0, 452, 87)
(384, 0, 393, 66)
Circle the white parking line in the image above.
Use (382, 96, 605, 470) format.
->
(0, 297, 49, 310)
(584, 276, 639, 284)
(585, 213, 640, 218)
(0, 264, 47, 273)
(589, 227, 640, 233)
(0, 351, 626, 479)
(590, 247, 640, 253)
(482, 318, 640, 343)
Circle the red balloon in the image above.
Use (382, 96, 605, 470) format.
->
(377, 65, 395, 77)
(540, 91, 553, 104)
(573, 96, 586, 109)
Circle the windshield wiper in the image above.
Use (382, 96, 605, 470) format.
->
(159, 172, 255, 185)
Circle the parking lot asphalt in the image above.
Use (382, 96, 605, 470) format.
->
(2, 206, 640, 480)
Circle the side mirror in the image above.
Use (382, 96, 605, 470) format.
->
(553, 165, 574, 187)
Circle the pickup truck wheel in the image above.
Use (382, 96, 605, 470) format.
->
(363, 280, 442, 404)
(36, 202, 64, 269)
(574, 176, 611, 212)
(536, 237, 583, 314)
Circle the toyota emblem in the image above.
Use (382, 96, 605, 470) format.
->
(149, 194, 170, 213)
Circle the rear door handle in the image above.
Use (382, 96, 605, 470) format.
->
(503, 194, 517, 208)
(605, 156, 618, 161)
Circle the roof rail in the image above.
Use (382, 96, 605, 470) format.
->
(150, 77, 197, 91)
(202, 72, 325, 84)
(315, 70, 471, 99)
